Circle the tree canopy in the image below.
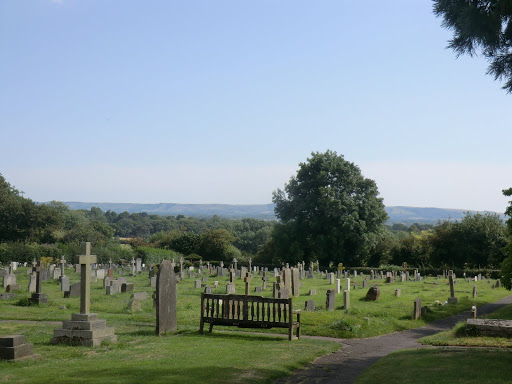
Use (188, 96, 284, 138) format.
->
(433, 0, 512, 92)
(269, 150, 388, 266)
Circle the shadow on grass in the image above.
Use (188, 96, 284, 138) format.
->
(44, 365, 288, 384)
(201, 330, 288, 342)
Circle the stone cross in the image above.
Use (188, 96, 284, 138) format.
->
(60, 257, 66, 278)
(448, 270, 456, 298)
(74, 242, 97, 314)
(109, 259, 113, 269)
(233, 258, 238, 271)
(179, 257, 184, 273)
(35, 261, 43, 294)
(244, 272, 252, 295)
(248, 257, 252, 272)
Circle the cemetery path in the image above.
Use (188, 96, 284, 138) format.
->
(275, 294, 512, 384)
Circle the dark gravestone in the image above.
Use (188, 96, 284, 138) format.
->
(365, 286, 380, 301)
(68, 282, 81, 297)
(156, 260, 177, 335)
(254, 286, 262, 293)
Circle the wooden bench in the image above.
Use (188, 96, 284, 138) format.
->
(199, 293, 301, 340)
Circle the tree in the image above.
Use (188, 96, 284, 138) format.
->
(271, 150, 388, 266)
(433, 0, 512, 92)
(501, 187, 512, 289)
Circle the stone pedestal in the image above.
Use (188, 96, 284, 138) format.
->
(448, 297, 459, 304)
(30, 293, 48, 305)
(51, 313, 117, 347)
(0, 335, 39, 361)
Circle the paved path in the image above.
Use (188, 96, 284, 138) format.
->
(276, 295, 512, 384)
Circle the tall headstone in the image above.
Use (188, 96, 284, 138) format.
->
(30, 261, 48, 305)
(343, 290, 350, 310)
(156, 260, 177, 335)
(448, 270, 459, 304)
(413, 298, 422, 320)
(291, 268, 300, 297)
(326, 289, 336, 311)
(28, 273, 37, 293)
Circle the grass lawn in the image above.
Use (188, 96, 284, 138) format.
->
(1, 266, 510, 383)
(355, 349, 512, 384)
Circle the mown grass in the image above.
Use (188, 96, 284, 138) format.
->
(1, 267, 510, 383)
(0, 321, 339, 384)
(419, 301, 512, 348)
(1, 268, 509, 339)
(355, 349, 512, 384)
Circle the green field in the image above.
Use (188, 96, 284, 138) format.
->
(0, 266, 510, 383)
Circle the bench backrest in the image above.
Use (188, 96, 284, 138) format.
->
(201, 293, 293, 327)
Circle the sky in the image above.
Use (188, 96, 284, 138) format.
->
(1, 1, 511, 213)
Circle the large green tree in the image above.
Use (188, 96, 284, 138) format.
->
(433, 0, 512, 92)
(271, 150, 388, 266)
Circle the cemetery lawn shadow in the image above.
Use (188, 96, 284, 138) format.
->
(355, 349, 512, 384)
(0, 322, 339, 384)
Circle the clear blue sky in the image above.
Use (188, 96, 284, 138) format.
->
(1, 1, 511, 212)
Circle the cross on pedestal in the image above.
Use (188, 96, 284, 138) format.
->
(74, 242, 97, 314)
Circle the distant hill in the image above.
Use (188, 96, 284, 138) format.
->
(58, 202, 503, 224)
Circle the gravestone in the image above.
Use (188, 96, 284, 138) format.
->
(121, 283, 134, 293)
(0, 335, 39, 361)
(194, 280, 202, 289)
(329, 273, 335, 285)
(309, 289, 317, 295)
(244, 273, 251, 295)
(473, 285, 477, 298)
(226, 282, 236, 294)
(279, 286, 291, 299)
(156, 260, 177, 335)
(346, 278, 351, 291)
(336, 279, 341, 294)
(365, 286, 380, 301)
(395, 288, 401, 297)
(3, 274, 16, 289)
(304, 300, 315, 311)
(291, 268, 300, 297)
(61, 276, 70, 292)
(136, 258, 142, 274)
(283, 268, 292, 291)
(52, 242, 117, 346)
(448, 270, 459, 304)
(343, 290, 350, 310)
(96, 269, 105, 280)
(254, 286, 262, 293)
(205, 286, 213, 294)
(66, 282, 80, 297)
(413, 298, 422, 320)
(362, 279, 368, 289)
(106, 280, 122, 295)
(28, 273, 37, 293)
(30, 262, 48, 305)
(326, 289, 336, 311)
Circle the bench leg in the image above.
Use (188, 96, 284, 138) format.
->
(209, 323, 214, 333)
